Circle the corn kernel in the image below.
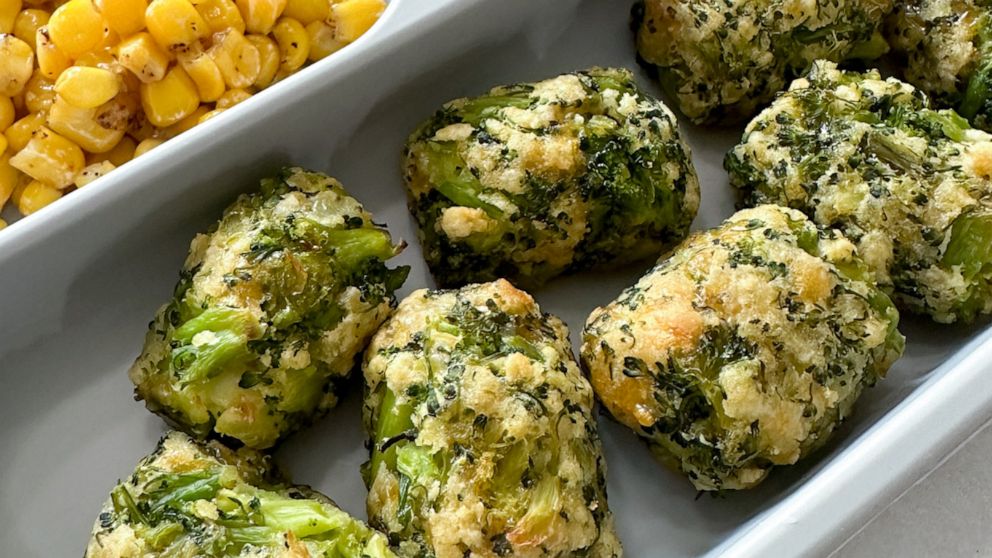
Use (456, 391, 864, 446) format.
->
(208, 29, 259, 88)
(145, 0, 208, 52)
(179, 50, 224, 102)
(140, 65, 199, 127)
(116, 32, 169, 83)
(0, 218, 6, 229)
(88, 134, 135, 165)
(75, 46, 118, 68)
(331, 0, 383, 43)
(215, 87, 249, 108)
(36, 26, 72, 79)
(0, 134, 7, 154)
(235, 0, 285, 34)
(48, 95, 126, 152)
(55, 66, 121, 109)
(75, 159, 115, 186)
(193, 0, 243, 34)
(127, 109, 155, 140)
(281, 0, 324, 25)
(17, 179, 62, 214)
(96, 0, 146, 36)
(13, 7, 47, 43)
(304, 20, 340, 62)
(0, 34, 34, 96)
(197, 107, 223, 122)
(48, 0, 106, 59)
(0, 152, 20, 206)
(246, 33, 278, 87)
(24, 73, 56, 114)
(9, 126, 86, 188)
(159, 103, 209, 137)
(0, 0, 20, 34)
(0, 95, 14, 130)
(271, 17, 307, 73)
(133, 136, 161, 156)
(5, 112, 46, 151)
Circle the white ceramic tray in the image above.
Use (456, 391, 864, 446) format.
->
(2, 0, 991, 556)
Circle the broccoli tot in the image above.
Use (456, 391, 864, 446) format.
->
(363, 280, 622, 557)
(581, 206, 904, 491)
(886, 0, 992, 132)
(727, 60, 992, 323)
(84, 431, 395, 558)
(634, 0, 892, 124)
(129, 168, 409, 449)
(403, 67, 699, 289)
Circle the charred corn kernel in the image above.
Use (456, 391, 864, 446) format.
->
(271, 17, 307, 73)
(16, 179, 62, 214)
(215, 86, 249, 108)
(10, 127, 86, 188)
(13, 8, 47, 44)
(0, 34, 34, 96)
(331, 0, 382, 43)
(48, 95, 126, 152)
(48, 0, 106, 59)
(0, 153, 20, 206)
(36, 27, 72, 79)
(0, 0, 20, 34)
(88, 134, 135, 165)
(145, 0, 208, 52)
(179, 50, 224, 101)
(116, 33, 169, 83)
(305, 20, 340, 61)
(75, 159, 114, 186)
(235, 0, 285, 34)
(246, 33, 277, 87)
(208, 29, 259, 88)
(24, 73, 55, 114)
(281, 0, 324, 24)
(133, 136, 161, 156)
(96, 0, 146, 36)
(193, 0, 243, 33)
(140, 65, 199, 127)
(5, 112, 46, 151)
(0, 95, 14, 130)
(55, 66, 120, 108)
(197, 107, 223, 122)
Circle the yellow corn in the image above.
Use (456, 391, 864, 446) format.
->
(281, 0, 324, 25)
(133, 136, 161, 156)
(17, 179, 62, 214)
(140, 65, 199, 126)
(0, 95, 14, 130)
(75, 160, 115, 186)
(0, 0, 20, 34)
(10, 126, 86, 188)
(24, 73, 55, 114)
(271, 17, 307, 73)
(13, 8, 48, 44)
(235, 0, 285, 34)
(246, 33, 278, 87)
(36, 26, 72, 79)
(305, 20, 341, 62)
(145, 0, 208, 52)
(5, 112, 46, 151)
(197, 107, 223, 122)
(193, 0, 243, 33)
(0, 134, 7, 155)
(48, 0, 106, 59)
(0, 34, 34, 97)
(75, 46, 118, 68)
(96, 0, 146, 36)
(208, 29, 259, 88)
(116, 32, 170, 83)
(55, 66, 121, 108)
(215, 87, 249, 108)
(331, 0, 383, 43)
(0, 219, 6, 229)
(48, 95, 126, 152)
(88, 134, 135, 165)
(159, 103, 209, 137)
(0, 153, 20, 207)
(179, 50, 224, 102)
